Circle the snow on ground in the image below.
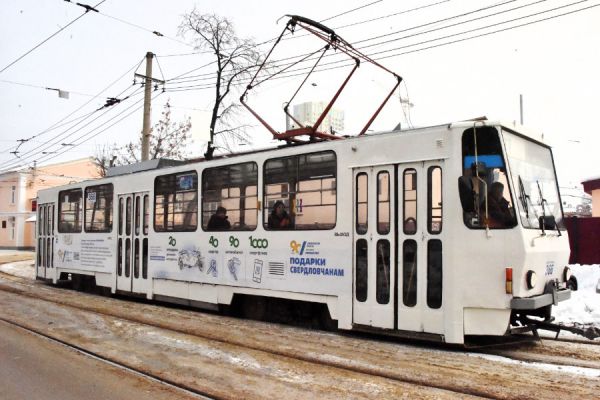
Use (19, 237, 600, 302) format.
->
(554, 264, 600, 326)
(0, 260, 35, 280)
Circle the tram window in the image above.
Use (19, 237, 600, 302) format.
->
(118, 198, 123, 236)
(403, 169, 417, 234)
(427, 239, 443, 309)
(356, 173, 368, 234)
(264, 151, 336, 230)
(427, 167, 443, 234)
(117, 238, 123, 276)
(376, 239, 390, 304)
(460, 127, 517, 229)
(202, 162, 258, 231)
(58, 189, 82, 233)
(142, 238, 148, 279)
(39, 207, 43, 236)
(377, 171, 390, 235)
(355, 239, 368, 302)
(126, 197, 132, 236)
(403, 240, 417, 307)
(154, 171, 198, 232)
(134, 238, 140, 278)
(135, 196, 140, 236)
(143, 195, 149, 235)
(84, 184, 113, 233)
(125, 238, 131, 278)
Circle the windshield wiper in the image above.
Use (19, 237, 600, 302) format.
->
(536, 180, 561, 236)
(518, 175, 530, 219)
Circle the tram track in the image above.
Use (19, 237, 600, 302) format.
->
(0, 318, 213, 400)
(0, 271, 599, 399)
(0, 286, 483, 399)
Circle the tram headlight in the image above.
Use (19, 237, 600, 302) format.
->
(563, 266, 572, 282)
(526, 270, 537, 289)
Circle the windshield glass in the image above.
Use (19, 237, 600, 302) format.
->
(502, 130, 564, 230)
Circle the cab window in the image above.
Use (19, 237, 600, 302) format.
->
(459, 127, 517, 229)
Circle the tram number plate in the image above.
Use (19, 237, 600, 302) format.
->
(334, 232, 349, 237)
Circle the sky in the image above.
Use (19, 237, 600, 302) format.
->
(1, 0, 599, 193)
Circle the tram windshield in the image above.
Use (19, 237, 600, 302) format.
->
(460, 127, 517, 229)
(502, 130, 564, 230)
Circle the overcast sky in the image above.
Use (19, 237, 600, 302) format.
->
(1, 0, 599, 191)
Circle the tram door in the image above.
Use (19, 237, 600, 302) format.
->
(352, 166, 396, 329)
(116, 192, 150, 293)
(396, 162, 444, 334)
(36, 203, 55, 280)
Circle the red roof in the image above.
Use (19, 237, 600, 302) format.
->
(582, 177, 600, 195)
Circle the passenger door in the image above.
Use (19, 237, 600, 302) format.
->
(352, 166, 395, 329)
(116, 192, 150, 293)
(396, 162, 444, 334)
(36, 203, 55, 280)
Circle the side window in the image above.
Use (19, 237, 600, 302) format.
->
(376, 239, 390, 304)
(460, 127, 517, 229)
(377, 171, 390, 235)
(264, 151, 336, 230)
(58, 189, 82, 233)
(84, 184, 113, 233)
(427, 239, 443, 309)
(356, 173, 368, 234)
(427, 167, 442, 234)
(202, 162, 258, 231)
(154, 171, 198, 232)
(403, 240, 417, 307)
(143, 195, 149, 235)
(355, 239, 368, 302)
(403, 169, 417, 234)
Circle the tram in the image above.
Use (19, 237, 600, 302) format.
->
(35, 120, 573, 344)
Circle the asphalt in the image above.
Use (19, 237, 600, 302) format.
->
(0, 320, 202, 400)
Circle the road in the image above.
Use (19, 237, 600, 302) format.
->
(0, 320, 203, 400)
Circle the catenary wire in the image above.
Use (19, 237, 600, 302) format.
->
(0, 0, 107, 74)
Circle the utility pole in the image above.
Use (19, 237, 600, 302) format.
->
(135, 52, 164, 161)
(519, 94, 524, 125)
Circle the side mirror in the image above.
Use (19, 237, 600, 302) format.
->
(458, 176, 475, 213)
(539, 215, 556, 230)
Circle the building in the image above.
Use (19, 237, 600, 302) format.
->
(0, 157, 100, 250)
(582, 176, 600, 217)
(286, 101, 345, 134)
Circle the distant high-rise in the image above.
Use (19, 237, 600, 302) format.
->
(286, 101, 345, 134)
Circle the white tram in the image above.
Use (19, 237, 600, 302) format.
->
(35, 121, 573, 344)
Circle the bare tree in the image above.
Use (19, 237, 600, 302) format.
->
(93, 143, 118, 177)
(179, 11, 262, 159)
(94, 101, 192, 174)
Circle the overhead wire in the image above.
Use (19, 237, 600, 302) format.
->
(1, 56, 145, 156)
(0, 0, 107, 74)
(0, 85, 144, 171)
(163, 0, 598, 93)
(164, 0, 512, 85)
(32, 91, 165, 167)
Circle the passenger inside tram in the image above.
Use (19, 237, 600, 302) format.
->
(268, 200, 293, 229)
(206, 206, 231, 231)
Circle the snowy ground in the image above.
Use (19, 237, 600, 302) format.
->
(0, 260, 35, 280)
(554, 264, 600, 326)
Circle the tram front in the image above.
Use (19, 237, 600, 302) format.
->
(457, 123, 573, 339)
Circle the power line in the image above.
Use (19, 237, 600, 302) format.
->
(0, 79, 95, 97)
(165, 0, 507, 85)
(0, 86, 144, 171)
(96, 11, 192, 48)
(1, 57, 145, 156)
(30, 92, 164, 168)
(0, 0, 107, 74)
(162, 1, 600, 94)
